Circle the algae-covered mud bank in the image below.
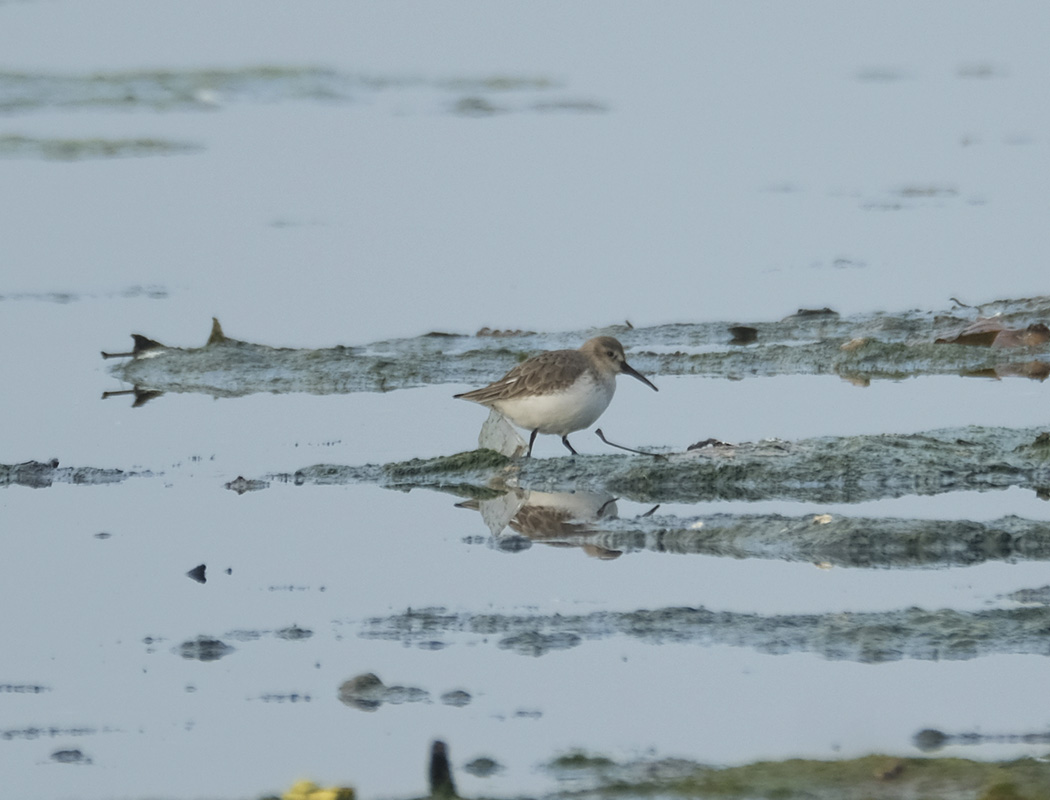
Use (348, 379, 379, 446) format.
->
(0, 133, 200, 160)
(106, 296, 1050, 400)
(358, 603, 1050, 662)
(0, 459, 149, 488)
(543, 751, 1050, 800)
(260, 746, 1050, 800)
(261, 424, 1050, 505)
(0, 66, 600, 118)
(263, 748, 1050, 800)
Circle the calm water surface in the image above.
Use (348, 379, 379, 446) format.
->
(3, 2, 1050, 798)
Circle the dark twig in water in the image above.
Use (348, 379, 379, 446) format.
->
(595, 428, 663, 458)
(100, 387, 163, 407)
(101, 334, 164, 360)
(429, 740, 457, 798)
(640, 504, 660, 517)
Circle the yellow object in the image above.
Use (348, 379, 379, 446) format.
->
(282, 779, 355, 800)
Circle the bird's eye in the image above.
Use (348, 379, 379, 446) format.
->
(606, 350, 615, 358)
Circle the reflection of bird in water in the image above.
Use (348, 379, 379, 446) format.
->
(100, 386, 164, 407)
(936, 319, 1050, 348)
(458, 488, 622, 559)
(454, 336, 657, 456)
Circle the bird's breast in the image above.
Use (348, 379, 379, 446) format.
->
(492, 373, 615, 435)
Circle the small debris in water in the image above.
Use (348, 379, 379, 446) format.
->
(337, 673, 430, 711)
(100, 333, 165, 359)
(440, 689, 472, 707)
(728, 325, 758, 344)
(275, 625, 313, 641)
(913, 725, 1050, 754)
(225, 475, 269, 494)
(476, 327, 535, 337)
(175, 636, 234, 662)
(786, 307, 838, 319)
(258, 693, 311, 703)
(913, 728, 950, 752)
(686, 437, 732, 450)
(0, 683, 49, 694)
(498, 631, 581, 657)
(463, 756, 503, 777)
(186, 564, 206, 584)
(50, 748, 90, 764)
(429, 740, 457, 798)
(278, 779, 355, 800)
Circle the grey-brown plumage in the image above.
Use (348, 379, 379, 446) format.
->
(456, 346, 597, 403)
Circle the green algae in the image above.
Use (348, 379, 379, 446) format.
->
(260, 751, 1050, 800)
(358, 604, 1050, 663)
(541, 512, 1050, 569)
(545, 752, 1050, 799)
(263, 426, 1050, 506)
(1014, 432, 1050, 461)
(383, 449, 510, 480)
(0, 133, 201, 160)
(108, 296, 1050, 401)
(551, 751, 617, 770)
(0, 65, 344, 112)
(2, 285, 166, 304)
(0, 459, 148, 489)
(0, 66, 586, 116)
(600, 426, 1050, 504)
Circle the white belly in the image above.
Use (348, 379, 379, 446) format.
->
(492, 374, 615, 435)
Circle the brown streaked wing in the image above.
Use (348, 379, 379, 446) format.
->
(456, 348, 587, 403)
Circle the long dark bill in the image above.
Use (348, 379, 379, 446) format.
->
(621, 361, 658, 391)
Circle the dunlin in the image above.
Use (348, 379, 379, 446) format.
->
(454, 336, 657, 456)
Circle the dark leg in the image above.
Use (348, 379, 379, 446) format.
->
(527, 429, 539, 457)
(561, 435, 578, 455)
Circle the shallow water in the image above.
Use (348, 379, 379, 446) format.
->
(4, 2, 1050, 799)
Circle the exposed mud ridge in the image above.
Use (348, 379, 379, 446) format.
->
(106, 296, 1050, 400)
(545, 750, 1050, 800)
(360, 604, 1050, 663)
(261, 426, 1050, 504)
(0, 66, 591, 116)
(0, 133, 200, 160)
(510, 512, 1050, 569)
(0, 459, 147, 489)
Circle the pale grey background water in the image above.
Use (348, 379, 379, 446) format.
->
(3, 2, 1050, 798)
